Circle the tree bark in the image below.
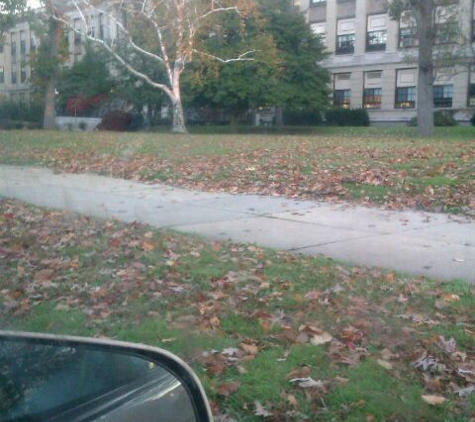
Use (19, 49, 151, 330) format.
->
(169, 66, 187, 133)
(43, 12, 61, 130)
(171, 98, 187, 133)
(414, 0, 435, 137)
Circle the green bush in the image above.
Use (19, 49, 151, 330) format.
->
(409, 110, 458, 127)
(127, 113, 145, 131)
(0, 101, 44, 126)
(98, 110, 133, 131)
(471, 112, 475, 126)
(283, 109, 323, 126)
(434, 110, 457, 126)
(325, 108, 370, 126)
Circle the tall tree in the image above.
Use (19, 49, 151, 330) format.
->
(187, 0, 329, 129)
(42, 1, 62, 129)
(27, 0, 68, 129)
(389, 0, 464, 137)
(185, 7, 279, 130)
(260, 0, 329, 124)
(51, 0, 259, 133)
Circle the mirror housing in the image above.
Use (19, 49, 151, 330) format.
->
(0, 331, 213, 422)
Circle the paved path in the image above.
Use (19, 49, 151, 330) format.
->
(1, 165, 474, 283)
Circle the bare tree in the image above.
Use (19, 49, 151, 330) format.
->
(51, 0, 257, 133)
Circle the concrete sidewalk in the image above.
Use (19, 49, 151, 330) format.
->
(1, 165, 474, 283)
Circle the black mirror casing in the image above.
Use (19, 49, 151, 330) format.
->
(0, 331, 214, 422)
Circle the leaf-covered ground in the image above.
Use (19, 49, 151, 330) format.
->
(1, 127, 474, 216)
(1, 199, 474, 421)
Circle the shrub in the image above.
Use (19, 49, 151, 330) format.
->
(127, 113, 145, 131)
(98, 110, 133, 131)
(283, 109, 323, 126)
(434, 110, 457, 126)
(325, 108, 370, 126)
(471, 112, 475, 126)
(0, 101, 43, 124)
(408, 110, 458, 127)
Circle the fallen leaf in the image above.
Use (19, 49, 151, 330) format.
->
(141, 241, 155, 252)
(240, 343, 259, 355)
(254, 401, 272, 417)
(455, 386, 475, 397)
(217, 382, 240, 397)
(310, 332, 333, 346)
(376, 359, 393, 370)
(421, 395, 446, 405)
(289, 377, 325, 389)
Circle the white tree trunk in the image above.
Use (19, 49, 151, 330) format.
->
(170, 68, 187, 133)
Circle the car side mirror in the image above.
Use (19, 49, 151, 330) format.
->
(0, 331, 213, 422)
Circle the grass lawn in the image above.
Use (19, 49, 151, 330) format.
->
(0, 126, 474, 216)
(1, 199, 474, 421)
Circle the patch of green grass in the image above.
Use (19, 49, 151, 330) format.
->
(1, 128, 474, 215)
(343, 182, 391, 201)
(328, 360, 444, 421)
(5, 303, 92, 337)
(1, 199, 474, 421)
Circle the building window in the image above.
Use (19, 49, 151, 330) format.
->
(366, 14, 387, 52)
(395, 87, 416, 108)
(20, 66, 27, 83)
(336, 19, 355, 54)
(10, 33, 17, 63)
(333, 73, 351, 108)
(366, 31, 387, 51)
(30, 36, 37, 53)
(0, 43, 3, 53)
(334, 90, 351, 108)
(363, 88, 382, 109)
(435, 5, 458, 44)
(310, 0, 326, 4)
(0, 67, 4, 84)
(399, 27, 418, 48)
(469, 83, 475, 107)
(433, 84, 453, 108)
(20, 30, 26, 56)
(99, 13, 105, 39)
(396, 69, 417, 108)
(336, 34, 355, 54)
(311, 22, 326, 44)
(88, 17, 96, 38)
(73, 18, 82, 45)
(11, 70, 17, 84)
(363, 71, 383, 109)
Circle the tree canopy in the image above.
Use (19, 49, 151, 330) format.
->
(187, 0, 329, 128)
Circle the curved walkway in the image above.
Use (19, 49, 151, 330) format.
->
(1, 165, 474, 283)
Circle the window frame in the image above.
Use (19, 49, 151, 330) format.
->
(398, 27, 418, 48)
(395, 86, 416, 109)
(433, 84, 453, 108)
(336, 33, 355, 55)
(363, 88, 382, 109)
(333, 89, 351, 108)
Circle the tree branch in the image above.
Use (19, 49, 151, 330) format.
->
(192, 49, 257, 63)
